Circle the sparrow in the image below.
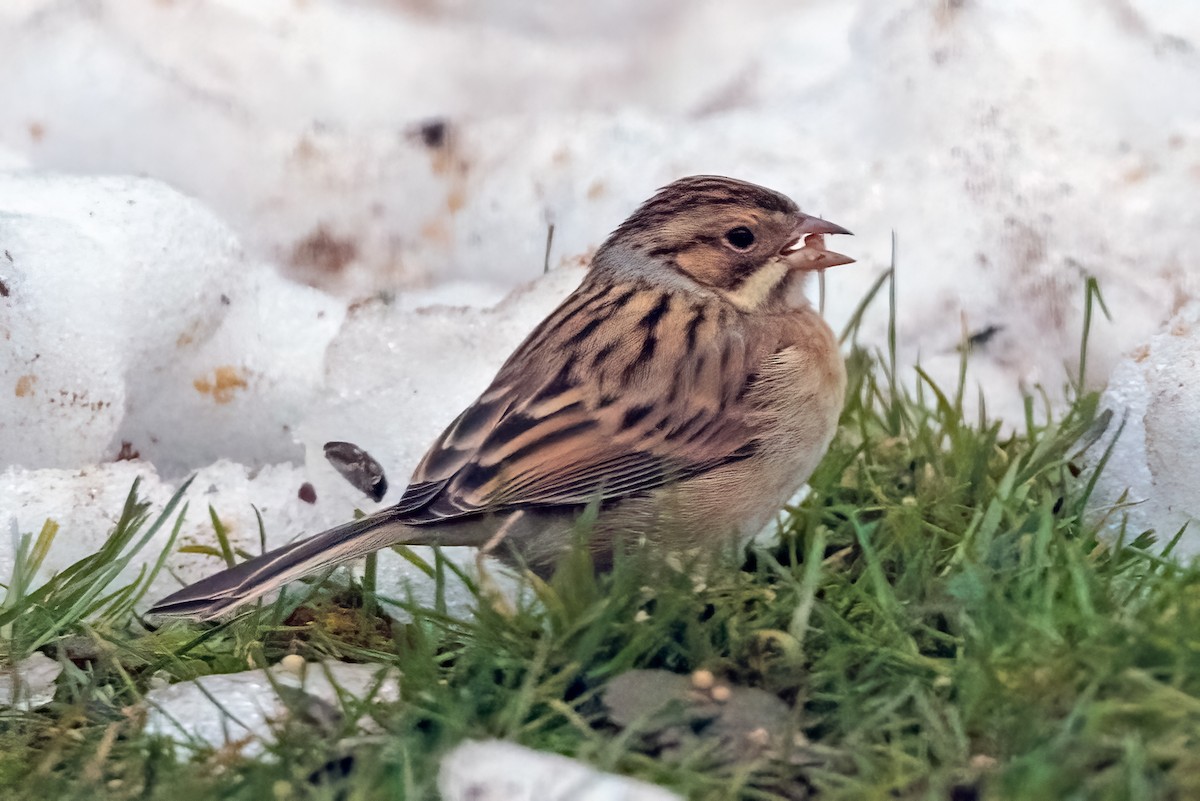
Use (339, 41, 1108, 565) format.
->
(149, 175, 852, 620)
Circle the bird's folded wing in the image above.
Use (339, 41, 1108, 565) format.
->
(395, 283, 770, 523)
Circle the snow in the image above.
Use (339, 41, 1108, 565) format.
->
(0, 173, 343, 474)
(439, 740, 683, 801)
(0, 145, 29, 171)
(2, 1, 1195, 417)
(1089, 301, 1200, 558)
(142, 659, 400, 758)
(0, 652, 62, 710)
(0, 198, 568, 614)
(0, 1, 1198, 623)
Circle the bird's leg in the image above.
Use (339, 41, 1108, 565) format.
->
(475, 510, 525, 617)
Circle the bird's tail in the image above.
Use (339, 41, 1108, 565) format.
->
(147, 507, 422, 621)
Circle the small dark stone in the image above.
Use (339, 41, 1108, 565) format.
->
(415, 119, 447, 148)
(298, 482, 318, 504)
(965, 324, 1004, 348)
(950, 784, 980, 801)
(115, 441, 140, 461)
(324, 441, 389, 502)
(602, 669, 804, 765)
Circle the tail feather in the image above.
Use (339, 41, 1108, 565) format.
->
(148, 508, 419, 620)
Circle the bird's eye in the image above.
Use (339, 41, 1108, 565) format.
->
(724, 226, 756, 250)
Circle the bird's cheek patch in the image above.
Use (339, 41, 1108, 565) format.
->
(672, 249, 730, 288)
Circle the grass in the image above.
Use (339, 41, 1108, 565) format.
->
(3, 275, 1200, 801)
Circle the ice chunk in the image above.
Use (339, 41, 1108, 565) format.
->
(0, 652, 62, 710)
(439, 740, 682, 801)
(1089, 301, 1200, 557)
(0, 459, 489, 621)
(142, 660, 399, 758)
(0, 173, 343, 475)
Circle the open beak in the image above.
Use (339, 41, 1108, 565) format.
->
(781, 214, 854, 271)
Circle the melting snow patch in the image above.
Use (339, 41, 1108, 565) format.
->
(0, 173, 344, 475)
(142, 659, 399, 759)
(0, 652, 62, 710)
(1089, 301, 1200, 557)
(439, 740, 683, 801)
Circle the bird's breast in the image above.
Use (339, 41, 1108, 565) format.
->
(660, 308, 847, 545)
(749, 311, 846, 460)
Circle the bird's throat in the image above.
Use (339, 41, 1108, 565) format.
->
(722, 259, 792, 312)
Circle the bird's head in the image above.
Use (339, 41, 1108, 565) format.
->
(595, 175, 852, 310)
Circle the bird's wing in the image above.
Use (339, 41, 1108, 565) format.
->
(396, 280, 773, 523)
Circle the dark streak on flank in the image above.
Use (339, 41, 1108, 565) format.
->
(736, 372, 759, 402)
(621, 404, 654, 429)
(621, 354, 646, 387)
(727, 441, 759, 463)
(666, 364, 684, 405)
(684, 306, 706, 351)
(666, 409, 709, 441)
(719, 340, 735, 382)
(636, 331, 658, 365)
(591, 341, 618, 369)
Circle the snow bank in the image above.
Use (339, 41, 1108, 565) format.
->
(0, 175, 571, 612)
(0, 173, 342, 474)
(1, 1, 1195, 421)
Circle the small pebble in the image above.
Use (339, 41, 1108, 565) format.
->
(746, 727, 771, 747)
(691, 669, 715, 691)
(710, 685, 732, 703)
(279, 654, 306, 675)
(969, 754, 998, 771)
